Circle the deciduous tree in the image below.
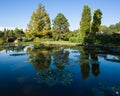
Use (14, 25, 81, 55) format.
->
(52, 13, 69, 41)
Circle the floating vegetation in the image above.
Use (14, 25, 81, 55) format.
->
(34, 69, 74, 86)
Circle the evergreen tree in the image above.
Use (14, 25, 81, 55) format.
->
(91, 9, 102, 35)
(26, 3, 51, 39)
(52, 13, 69, 41)
(79, 5, 91, 43)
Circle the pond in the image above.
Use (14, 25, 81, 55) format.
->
(0, 44, 120, 96)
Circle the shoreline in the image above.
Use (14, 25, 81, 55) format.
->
(1, 41, 120, 49)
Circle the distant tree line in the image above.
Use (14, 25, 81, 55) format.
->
(0, 27, 25, 44)
(96, 22, 120, 45)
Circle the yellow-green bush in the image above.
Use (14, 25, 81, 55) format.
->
(0, 39, 4, 45)
(33, 37, 41, 43)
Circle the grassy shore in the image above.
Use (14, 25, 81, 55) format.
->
(3, 39, 119, 48)
(38, 41, 80, 46)
(21, 40, 80, 46)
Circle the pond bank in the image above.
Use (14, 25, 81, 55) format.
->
(2, 41, 120, 49)
(39, 41, 120, 48)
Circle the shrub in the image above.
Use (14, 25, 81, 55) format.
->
(33, 37, 41, 42)
(0, 39, 4, 45)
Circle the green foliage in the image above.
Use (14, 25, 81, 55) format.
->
(79, 5, 91, 43)
(0, 31, 3, 36)
(69, 37, 82, 43)
(26, 3, 51, 39)
(81, 9, 102, 44)
(108, 22, 120, 34)
(23, 38, 33, 42)
(8, 30, 14, 37)
(87, 34, 120, 45)
(0, 28, 25, 43)
(0, 39, 4, 45)
(99, 25, 108, 32)
(108, 25, 117, 34)
(34, 37, 41, 42)
(91, 9, 102, 35)
(14, 28, 25, 39)
(52, 13, 70, 41)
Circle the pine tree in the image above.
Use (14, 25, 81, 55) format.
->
(26, 3, 51, 39)
(79, 5, 91, 43)
(52, 13, 69, 41)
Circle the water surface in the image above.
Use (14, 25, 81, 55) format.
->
(0, 44, 120, 96)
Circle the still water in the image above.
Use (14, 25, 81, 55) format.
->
(0, 44, 120, 96)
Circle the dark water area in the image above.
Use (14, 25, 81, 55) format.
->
(0, 44, 120, 96)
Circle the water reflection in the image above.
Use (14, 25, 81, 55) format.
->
(26, 44, 73, 86)
(79, 47, 100, 80)
(0, 44, 26, 55)
(79, 47, 90, 80)
(90, 49, 100, 77)
(26, 44, 51, 71)
(26, 44, 101, 84)
(0, 44, 120, 96)
(53, 48, 70, 70)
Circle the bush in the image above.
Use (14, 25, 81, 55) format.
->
(33, 37, 41, 42)
(69, 37, 82, 43)
(0, 39, 4, 45)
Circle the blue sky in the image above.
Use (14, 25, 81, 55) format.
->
(0, 0, 120, 30)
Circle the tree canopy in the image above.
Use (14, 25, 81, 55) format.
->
(26, 3, 51, 39)
(91, 9, 102, 35)
(108, 22, 120, 34)
(79, 5, 91, 43)
(52, 13, 70, 41)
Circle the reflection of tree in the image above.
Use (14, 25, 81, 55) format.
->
(26, 45, 51, 71)
(81, 63, 90, 80)
(79, 48, 90, 80)
(53, 48, 69, 70)
(2, 44, 25, 53)
(90, 52, 100, 77)
(79, 47, 100, 80)
(26, 45, 73, 86)
(0, 46, 4, 51)
(92, 64, 100, 77)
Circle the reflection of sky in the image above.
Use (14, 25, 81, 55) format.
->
(69, 50, 80, 60)
(49, 56, 57, 70)
(98, 55, 120, 86)
(66, 49, 80, 66)
(107, 54, 119, 60)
